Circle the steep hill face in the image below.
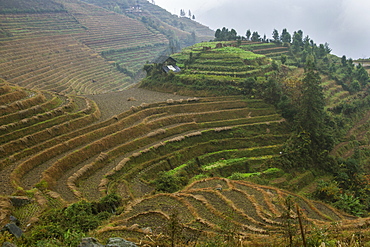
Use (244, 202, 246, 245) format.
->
(0, 0, 213, 94)
(79, 0, 214, 43)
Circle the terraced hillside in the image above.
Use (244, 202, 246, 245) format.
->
(0, 77, 288, 197)
(0, 0, 215, 95)
(0, 11, 132, 94)
(80, 0, 215, 43)
(0, 0, 168, 94)
(96, 177, 365, 246)
(241, 42, 289, 59)
(0, 81, 101, 196)
(1, 84, 288, 200)
(1, 77, 308, 244)
(142, 41, 286, 96)
(321, 73, 370, 168)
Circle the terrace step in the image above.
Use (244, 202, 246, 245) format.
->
(97, 178, 356, 243)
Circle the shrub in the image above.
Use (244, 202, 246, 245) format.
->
(22, 194, 121, 246)
(333, 193, 365, 217)
(154, 172, 184, 193)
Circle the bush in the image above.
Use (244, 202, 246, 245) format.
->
(154, 172, 185, 193)
(314, 180, 341, 202)
(22, 194, 121, 246)
(333, 193, 365, 217)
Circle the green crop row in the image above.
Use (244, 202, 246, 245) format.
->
(111, 124, 287, 183)
(214, 47, 265, 60)
(188, 64, 256, 72)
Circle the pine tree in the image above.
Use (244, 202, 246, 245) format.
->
(246, 29, 251, 40)
(296, 66, 326, 140)
(292, 61, 334, 167)
(281, 28, 291, 43)
(272, 29, 279, 42)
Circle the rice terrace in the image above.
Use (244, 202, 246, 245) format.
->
(1, 0, 370, 246)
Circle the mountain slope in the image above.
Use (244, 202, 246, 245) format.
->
(79, 0, 214, 43)
(0, 0, 213, 94)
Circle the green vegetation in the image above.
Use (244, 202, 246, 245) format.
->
(141, 26, 370, 221)
(2, 0, 370, 244)
(20, 194, 120, 246)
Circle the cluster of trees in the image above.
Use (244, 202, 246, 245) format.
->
(179, 9, 195, 19)
(331, 55, 369, 93)
(245, 29, 268, 42)
(214, 27, 267, 42)
(214, 27, 297, 43)
(214, 27, 238, 41)
(229, 26, 370, 214)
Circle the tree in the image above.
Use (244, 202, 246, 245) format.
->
(214, 27, 238, 41)
(180, 9, 185, 17)
(188, 9, 192, 18)
(324, 42, 332, 54)
(229, 28, 237, 40)
(355, 64, 369, 86)
(272, 29, 279, 42)
(349, 79, 361, 92)
(293, 63, 334, 167)
(303, 35, 311, 50)
(292, 30, 303, 52)
(215, 28, 221, 40)
(192, 14, 195, 19)
(281, 28, 291, 43)
(318, 44, 326, 58)
(251, 31, 260, 42)
(262, 34, 267, 42)
(246, 29, 251, 40)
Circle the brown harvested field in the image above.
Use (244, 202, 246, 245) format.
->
(95, 177, 367, 246)
(86, 87, 190, 120)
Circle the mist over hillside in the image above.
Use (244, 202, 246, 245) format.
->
(155, 0, 370, 59)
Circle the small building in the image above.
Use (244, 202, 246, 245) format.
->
(126, 3, 142, 13)
(152, 56, 181, 73)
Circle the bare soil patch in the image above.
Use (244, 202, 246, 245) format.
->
(86, 87, 188, 120)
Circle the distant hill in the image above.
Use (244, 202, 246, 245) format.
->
(0, 0, 65, 13)
(79, 0, 214, 44)
(0, 0, 214, 94)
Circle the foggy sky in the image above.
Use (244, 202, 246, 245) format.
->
(153, 0, 370, 59)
